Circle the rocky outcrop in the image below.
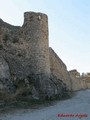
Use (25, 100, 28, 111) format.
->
(0, 55, 15, 101)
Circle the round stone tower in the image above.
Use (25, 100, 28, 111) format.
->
(23, 11, 50, 76)
(22, 12, 53, 97)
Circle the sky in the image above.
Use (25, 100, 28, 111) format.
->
(0, 0, 90, 74)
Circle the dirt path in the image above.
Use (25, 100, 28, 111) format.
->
(0, 89, 90, 120)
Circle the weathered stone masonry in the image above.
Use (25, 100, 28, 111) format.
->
(22, 12, 50, 76)
(0, 11, 89, 100)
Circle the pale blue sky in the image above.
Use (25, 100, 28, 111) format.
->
(0, 0, 90, 73)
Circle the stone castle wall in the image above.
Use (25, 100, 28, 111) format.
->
(69, 70, 87, 91)
(82, 75, 90, 89)
(0, 11, 90, 100)
(0, 12, 71, 99)
(49, 47, 72, 90)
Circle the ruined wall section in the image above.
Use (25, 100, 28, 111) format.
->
(82, 74, 90, 89)
(69, 70, 87, 91)
(49, 47, 72, 90)
(0, 18, 26, 79)
(0, 18, 20, 48)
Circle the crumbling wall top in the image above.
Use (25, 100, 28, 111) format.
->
(23, 11, 48, 25)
